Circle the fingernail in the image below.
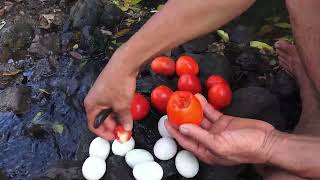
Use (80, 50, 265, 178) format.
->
(179, 125, 190, 134)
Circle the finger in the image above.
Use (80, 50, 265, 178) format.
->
(201, 118, 212, 130)
(115, 107, 133, 131)
(195, 93, 208, 108)
(88, 119, 116, 141)
(195, 93, 223, 123)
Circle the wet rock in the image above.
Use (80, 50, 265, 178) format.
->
(99, 3, 124, 29)
(61, 32, 73, 51)
(235, 49, 261, 71)
(158, 158, 178, 179)
(0, 23, 34, 60)
(79, 26, 106, 54)
(28, 33, 60, 57)
(269, 71, 298, 98)
(136, 73, 177, 95)
(76, 128, 96, 161)
(190, 53, 233, 84)
(69, 0, 104, 29)
(229, 24, 254, 45)
(104, 155, 134, 180)
(224, 86, 286, 130)
(198, 164, 243, 180)
(0, 85, 31, 114)
(182, 34, 216, 54)
(33, 160, 83, 180)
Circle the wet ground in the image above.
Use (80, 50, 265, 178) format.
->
(0, 0, 301, 179)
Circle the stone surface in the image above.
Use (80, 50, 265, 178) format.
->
(158, 158, 178, 179)
(224, 86, 286, 130)
(28, 33, 61, 57)
(79, 26, 106, 54)
(0, 85, 31, 114)
(269, 71, 298, 98)
(103, 155, 134, 180)
(99, 3, 124, 29)
(182, 34, 216, 54)
(198, 164, 244, 180)
(229, 24, 254, 45)
(235, 49, 261, 71)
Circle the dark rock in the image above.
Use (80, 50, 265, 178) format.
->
(33, 160, 83, 180)
(80, 26, 106, 54)
(182, 34, 216, 54)
(198, 164, 243, 180)
(224, 87, 286, 130)
(0, 85, 31, 114)
(269, 71, 298, 98)
(76, 128, 96, 161)
(235, 49, 261, 71)
(190, 53, 233, 84)
(103, 155, 134, 180)
(30, 58, 53, 82)
(158, 158, 178, 179)
(229, 24, 254, 45)
(28, 33, 61, 57)
(61, 32, 74, 51)
(0, 171, 8, 180)
(0, 63, 23, 89)
(69, 0, 104, 29)
(0, 23, 34, 61)
(136, 73, 177, 95)
(99, 3, 124, 29)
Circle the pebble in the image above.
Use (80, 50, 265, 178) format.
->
(89, 137, 110, 160)
(133, 161, 163, 180)
(153, 137, 177, 160)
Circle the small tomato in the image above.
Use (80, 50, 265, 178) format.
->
(151, 85, 173, 113)
(131, 93, 150, 121)
(114, 125, 132, 143)
(206, 75, 228, 89)
(151, 57, 175, 76)
(177, 74, 202, 94)
(176, 56, 199, 76)
(208, 83, 232, 110)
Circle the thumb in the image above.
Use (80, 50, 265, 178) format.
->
(179, 124, 218, 151)
(115, 108, 133, 131)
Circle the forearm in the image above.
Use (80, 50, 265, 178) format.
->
(268, 131, 320, 178)
(108, 0, 255, 75)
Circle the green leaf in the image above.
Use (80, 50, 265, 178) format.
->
(274, 22, 291, 29)
(217, 30, 229, 43)
(250, 41, 274, 52)
(53, 123, 64, 134)
(32, 112, 43, 122)
(127, 0, 142, 6)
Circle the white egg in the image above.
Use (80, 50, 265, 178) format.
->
(175, 150, 199, 178)
(125, 149, 154, 168)
(158, 115, 172, 137)
(112, 137, 135, 156)
(89, 137, 110, 160)
(82, 156, 106, 180)
(153, 137, 177, 160)
(133, 161, 163, 180)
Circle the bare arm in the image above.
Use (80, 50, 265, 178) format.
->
(268, 131, 320, 178)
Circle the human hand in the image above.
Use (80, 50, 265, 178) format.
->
(84, 51, 137, 140)
(166, 94, 276, 165)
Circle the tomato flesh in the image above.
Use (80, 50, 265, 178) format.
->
(208, 83, 232, 110)
(151, 57, 175, 76)
(167, 91, 203, 126)
(177, 74, 202, 94)
(131, 93, 150, 121)
(176, 56, 199, 76)
(151, 85, 173, 113)
(114, 125, 132, 143)
(206, 75, 228, 89)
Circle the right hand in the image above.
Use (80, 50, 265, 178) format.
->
(84, 53, 137, 140)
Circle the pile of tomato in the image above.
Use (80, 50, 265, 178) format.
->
(115, 55, 233, 143)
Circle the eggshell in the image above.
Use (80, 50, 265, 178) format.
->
(175, 150, 199, 178)
(89, 137, 110, 160)
(133, 161, 163, 180)
(112, 137, 135, 156)
(125, 149, 154, 168)
(158, 115, 172, 137)
(82, 156, 106, 180)
(153, 137, 177, 160)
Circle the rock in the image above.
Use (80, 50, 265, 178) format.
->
(0, 23, 34, 60)
(0, 8, 5, 17)
(158, 158, 178, 179)
(182, 34, 216, 54)
(28, 33, 60, 57)
(103, 155, 134, 180)
(76, 127, 96, 161)
(29, 58, 53, 82)
(198, 164, 244, 180)
(4, 1, 13, 12)
(79, 26, 106, 54)
(136, 73, 177, 95)
(190, 53, 233, 84)
(229, 24, 254, 45)
(0, 171, 8, 180)
(99, 3, 124, 29)
(69, 0, 104, 29)
(269, 71, 298, 98)
(235, 49, 261, 71)
(61, 32, 73, 51)
(224, 86, 286, 130)
(33, 161, 83, 180)
(0, 85, 31, 114)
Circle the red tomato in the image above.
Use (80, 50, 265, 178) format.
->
(151, 85, 173, 113)
(208, 83, 232, 110)
(178, 74, 202, 94)
(114, 125, 132, 143)
(176, 56, 199, 76)
(206, 75, 228, 89)
(167, 91, 203, 126)
(131, 93, 150, 121)
(151, 57, 175, 76)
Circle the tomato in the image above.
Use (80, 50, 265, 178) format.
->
(151, 57, 175, 76)
(114, 125, 132, 143)
(167, 91, 203, 126)
(208, 83, 232, 110)
(177, 74, 202, 94)
(151, 85, 173, 113)
(206, 75, 228, 89)
(131, 93, 150, 121)
(176, 56, 199, 76)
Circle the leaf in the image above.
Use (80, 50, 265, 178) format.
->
(250, 41, 274, 52)
(217, 30, 229, 43)
(53, 123, 64, 134)
(274, 22, 291, 29)
(1, 69, 22, 76)
(32, 112, 43, 122)
(114, 28, 130, 38)
(265, 16, 280, 23)
(127, 0, 142, 6)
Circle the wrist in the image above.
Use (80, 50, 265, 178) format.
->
(262, 130, 288, 164)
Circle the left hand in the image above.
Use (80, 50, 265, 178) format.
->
(166, 94, 276, 165)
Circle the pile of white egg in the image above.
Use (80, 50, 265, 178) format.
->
(82, 115, 199, 180)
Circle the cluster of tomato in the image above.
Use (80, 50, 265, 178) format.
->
(114, 55, 232, 143)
